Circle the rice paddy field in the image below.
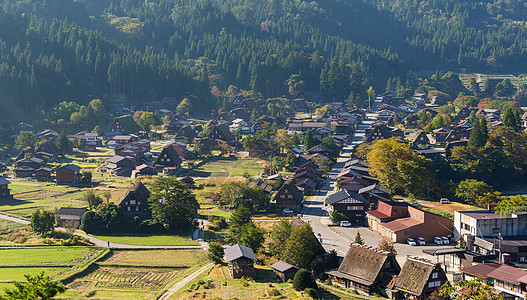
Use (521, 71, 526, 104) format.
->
(0, 246, 106, 287)
(61, 249, 208, 299)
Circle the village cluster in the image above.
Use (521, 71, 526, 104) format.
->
(1, 86, 527, 299)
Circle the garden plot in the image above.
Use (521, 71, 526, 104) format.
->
(85, 267, 182, 289)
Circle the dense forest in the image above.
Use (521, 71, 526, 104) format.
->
(0, 0, 526, 117)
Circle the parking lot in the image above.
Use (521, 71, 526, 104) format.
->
(331, 225, 456, 267)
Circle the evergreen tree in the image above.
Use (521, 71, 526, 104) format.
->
(354, 231, 364, 245)
(302, 130, 315, 151)
(480, 118, 489, 144)
(503, 105, 522, 132)
(207, 242, 225, 264)
(469, 118, 485, 148)
(55, 130, 71, 155)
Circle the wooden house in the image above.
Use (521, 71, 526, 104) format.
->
(225, 244, 257, 279)
(410, 130, 430, 148)
(358, 183, 391, 205)
(327, 244, 401, 296)
(56, 164, 81, 185)
(271, 180, 304, 211)
(36, 140, 60, 157)
(390, 257, 448, 300)
(153, 145, 182, 171)
(131, 164, 156, 179)
(107, 115, 141, 134)
(326, 190, 369, 225)
(175, 125, 196, 140)
(432, 128, 449, 143)
(295, 178, 317, 196)
(195, 137, 213, 155)
(170, 141, 187, 158)
(116, 181, 151, 218)
(0, 177, 10, 198)
(364, 123, 392, 143)
(56, 207, 87, 228)
(271, 261, 299, 282)
(180, 176, 195, 187)
(208, 124, 236, 146)
(35, 167, 52, 182)
(105, 155, 135, 176)
(14, 156, 43, 178)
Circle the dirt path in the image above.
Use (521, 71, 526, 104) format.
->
(158, 263, 214, 300)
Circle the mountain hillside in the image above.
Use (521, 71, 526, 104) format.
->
(0, 0, 525, 115)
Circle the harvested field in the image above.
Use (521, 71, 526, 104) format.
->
(102, 249, 207, 267)
(85, 267, 182, 289)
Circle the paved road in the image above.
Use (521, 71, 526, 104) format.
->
(301, 104, 458, 269)
(300, 109, 379, 256)
(0, 212, 207, 249)
(158, 263, 214, 300)
(0, 212, 29, 225)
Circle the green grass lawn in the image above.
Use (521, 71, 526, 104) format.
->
(0, 247, 104, 267)
(0, 267, 71, 282)
(90, 233, 200, 246)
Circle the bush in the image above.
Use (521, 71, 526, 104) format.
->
(268, 289, 281, 296)
(305, 288, 318, 299)
(207, 242, 225, 264)
(330, 210, 346, 224)
(293, 269, 317, 291)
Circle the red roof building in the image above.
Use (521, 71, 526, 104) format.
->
(366, 200, 452, 243)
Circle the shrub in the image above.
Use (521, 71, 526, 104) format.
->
(305, 288, 318, 299)
(207, 242, 225, 264)
(293, 269, 317, 291)
(268, 289, 281, 296)
(330, 210, 346, 224)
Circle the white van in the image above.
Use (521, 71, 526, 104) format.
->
(440, 198, 450, 204)
(340, 220, 352, 227)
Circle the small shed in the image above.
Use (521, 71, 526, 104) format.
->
(56, 164, 81, 185)
(0, 177, 11, 198)
(225, 244, 257, 279)
(56, 207, 87, 228)
(271, 261, 300, 282)
(35, 167, 52, 182)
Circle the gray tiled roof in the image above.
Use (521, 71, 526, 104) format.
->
(225, 244, 257, 262)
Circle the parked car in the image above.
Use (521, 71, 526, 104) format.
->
(434, 236, 443, 244)
(340, 220, 352, 227)
(407, 238, 417, 246)
(414, 201, 422, 206)
(440, 198, 450, 204)
(282, 208, 293, 214)
(441, 236, 449, 244)
(417, 237, 426, 246)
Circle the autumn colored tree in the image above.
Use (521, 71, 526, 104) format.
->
(367, 138, 434, 196)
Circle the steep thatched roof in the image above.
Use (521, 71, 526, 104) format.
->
(338, 244, 400, 285)
(393, 257, 442, 296)
(117, 181, 151, 206)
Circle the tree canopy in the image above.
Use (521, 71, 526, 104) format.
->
(148, 177, 200, 232)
